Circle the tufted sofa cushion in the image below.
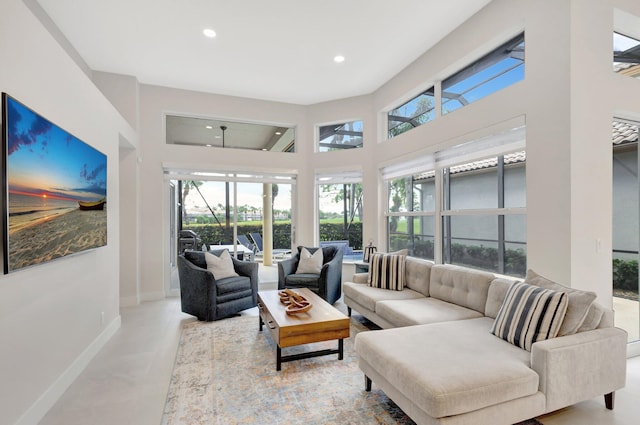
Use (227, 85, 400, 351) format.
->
(429, 264, 495, 314)
(404, 257, 434, 296)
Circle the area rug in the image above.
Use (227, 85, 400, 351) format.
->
(161, 314, 544, 425)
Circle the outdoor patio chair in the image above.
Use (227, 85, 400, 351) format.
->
(249, 232, 291, 259)
(238, 234, 257, 253)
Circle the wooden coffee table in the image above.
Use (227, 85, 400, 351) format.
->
(258, 288, 350, 371)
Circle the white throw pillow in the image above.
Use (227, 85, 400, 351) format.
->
(295, 247, 323, 274)
(204, 250, 239, 280)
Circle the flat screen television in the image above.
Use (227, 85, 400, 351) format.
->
(1, 93, 107, 273)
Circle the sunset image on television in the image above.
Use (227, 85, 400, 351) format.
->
(2, 94, 107, 273)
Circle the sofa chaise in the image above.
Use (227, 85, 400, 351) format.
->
(345, 256, 628, 425)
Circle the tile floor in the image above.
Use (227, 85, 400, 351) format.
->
(39, 265, 640, 425)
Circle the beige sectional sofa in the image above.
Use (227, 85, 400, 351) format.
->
(345, 257, 628, 425)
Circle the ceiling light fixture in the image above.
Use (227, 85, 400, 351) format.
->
(203, 28, 216, 38)
(220, 125, 227, 148)
(275, 131, 282, 135)
(334, 55, 345, 63)
(205, 125, 213, 129)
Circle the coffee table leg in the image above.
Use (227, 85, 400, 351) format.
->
(277, 345, 282, 371)
(338, 339, 344, 360)
(259, 315, 263, 331)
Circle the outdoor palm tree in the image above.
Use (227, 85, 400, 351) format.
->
(181, 180, 203, 224)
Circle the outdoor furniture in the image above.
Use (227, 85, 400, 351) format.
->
(178, 229, 201, 253)
(177, 250, 258, 321)
(238, 234, 257, 253)
(277, 245, 343, 304)
(249, 232, 292, 259)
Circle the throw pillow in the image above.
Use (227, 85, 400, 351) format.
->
(524, 269, 597, 336)
(490, 281, 568, 351)
(204, 250, 239, 280)
(368, 253, 406, 291)
(295, 247, 323, 274)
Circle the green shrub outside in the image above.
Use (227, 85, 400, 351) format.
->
(613, 258, 639, 292)
(184, 221, 363, 251)
(186, 221, 637, 291)
(390, 236, 527, 277)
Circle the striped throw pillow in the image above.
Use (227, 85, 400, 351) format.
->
(368, 253, 406, 291)
(490, 281, 568, 351)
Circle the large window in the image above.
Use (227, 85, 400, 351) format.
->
(317, 173, 363, 257)
(612, 119, 639, 343)
(383, 126, 526, 277)
(442, 153, 526, 276)
(387, 171, 436, 259)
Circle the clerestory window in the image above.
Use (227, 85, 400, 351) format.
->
(442, 33, 525, 115)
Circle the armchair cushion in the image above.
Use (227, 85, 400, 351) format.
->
(295, 247, 323, 274)
(278, 245, 343, 304)
(204, 250, 239, 280)
(286, 273, 320, 288)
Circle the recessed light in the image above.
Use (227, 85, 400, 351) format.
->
(205, 125, 213, 129)
(275, 131, 282, 135)
(206, 144, 212, 147)
(203, 28, 216, 38)
(334, 55, 345, 63)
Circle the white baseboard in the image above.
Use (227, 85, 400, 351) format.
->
(119, 295, 140, 307)
(15, 316, 122, 425)
(628, 340, 640, 358)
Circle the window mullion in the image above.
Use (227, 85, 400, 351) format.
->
(498, 156, 505, 274)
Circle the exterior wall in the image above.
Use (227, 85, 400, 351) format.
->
(613, 149, 639, 259)
(0, 1, 137, 424)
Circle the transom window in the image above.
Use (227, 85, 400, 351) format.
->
(318, 120, 363, 151)
(388, 88, 435, 139)
(613, 32, 640, 79)
(442, 33, 525, 115)
(387, 32, 525, 139)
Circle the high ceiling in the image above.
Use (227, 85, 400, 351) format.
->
(36, 0, 492, 105)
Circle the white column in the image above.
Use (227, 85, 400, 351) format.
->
(263, 183, 273, 266)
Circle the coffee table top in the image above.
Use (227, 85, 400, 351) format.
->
(258, 288, 348, 328)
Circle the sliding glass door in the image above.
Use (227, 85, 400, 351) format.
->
(612, 119, 639, 344)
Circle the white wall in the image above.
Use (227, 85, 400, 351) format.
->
(0, 1, 137, 424)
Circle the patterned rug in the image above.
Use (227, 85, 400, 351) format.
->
(161, 313, 543, 425)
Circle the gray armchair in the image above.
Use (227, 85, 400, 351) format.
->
(178, 250, 258, 321)
(278, 245, 343, 304)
